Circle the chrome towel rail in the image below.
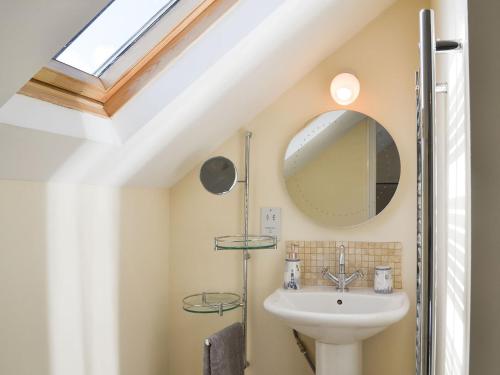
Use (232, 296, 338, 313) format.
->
(416, 9, 461, 375)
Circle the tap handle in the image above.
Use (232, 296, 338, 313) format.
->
(321, 267, 329, 276)
(338, 245, 345, 263)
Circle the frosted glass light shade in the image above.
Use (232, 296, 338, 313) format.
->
(330, 73, 360, 105)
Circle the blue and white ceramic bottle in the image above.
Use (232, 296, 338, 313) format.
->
(284, 245, 301, 290)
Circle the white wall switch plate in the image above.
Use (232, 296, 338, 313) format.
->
(260, 207, 281, 241)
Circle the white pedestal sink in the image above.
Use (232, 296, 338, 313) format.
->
(263, 287, 409, 375)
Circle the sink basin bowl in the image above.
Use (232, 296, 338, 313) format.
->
(264, 287, 409, 375)
(264, 286, 409, 344)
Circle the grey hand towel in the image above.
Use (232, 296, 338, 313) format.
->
(203, 322, 245, 375)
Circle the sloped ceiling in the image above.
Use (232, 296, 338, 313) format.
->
(0, 0, 396, 187)
(0, 0, 108, 105)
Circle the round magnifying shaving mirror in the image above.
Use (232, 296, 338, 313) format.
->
(200, 156, 238, 195)
(284, 110, 401, 227)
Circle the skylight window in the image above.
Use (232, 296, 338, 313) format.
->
(20, 0, 228, 117)
(55, 0, 179, 76)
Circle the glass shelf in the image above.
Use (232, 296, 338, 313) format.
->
(183, 292, 242, 315)
(214, 235, 277, 250)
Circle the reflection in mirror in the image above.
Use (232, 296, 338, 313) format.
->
(200, 156, 238, 195)
(284, 110, 400, 227)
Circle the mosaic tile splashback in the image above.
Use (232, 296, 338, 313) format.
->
(285, 240, 403, 289)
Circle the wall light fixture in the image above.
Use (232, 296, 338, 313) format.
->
(330, 73, 360, 105)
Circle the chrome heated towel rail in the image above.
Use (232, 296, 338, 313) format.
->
(416, 9, 461, 375)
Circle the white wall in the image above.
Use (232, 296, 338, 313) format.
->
(0, 181, 170, 375)
(431, 1, 471, 374)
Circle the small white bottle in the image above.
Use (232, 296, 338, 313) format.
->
(284, 245, 301, 290)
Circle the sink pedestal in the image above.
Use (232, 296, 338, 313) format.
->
(316, 341, 361, 375)
(264, 287, 409, 374)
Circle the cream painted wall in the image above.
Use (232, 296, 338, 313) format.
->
(168, 0, 424, 374)
(286, 120, 370, 226)
(0, 180, 170, 375)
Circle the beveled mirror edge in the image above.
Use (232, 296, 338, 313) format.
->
(282, 109, 402, 228)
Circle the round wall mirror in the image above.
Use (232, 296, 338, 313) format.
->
(200, 156, 238, 195)
(284, 110, 401, 227)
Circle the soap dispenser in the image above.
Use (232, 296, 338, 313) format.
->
(284, 244, 301, 290)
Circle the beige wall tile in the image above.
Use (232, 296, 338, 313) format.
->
(286, 240, 403, 288)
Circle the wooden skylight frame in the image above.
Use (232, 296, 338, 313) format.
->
(18, 0, 233, 118)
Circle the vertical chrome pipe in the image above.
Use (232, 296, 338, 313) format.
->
(417, 9, 436, 375)
(242, 131, 252, 369)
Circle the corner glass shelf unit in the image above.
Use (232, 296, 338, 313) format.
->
(183, 292, 242, 316)
(214, 235, 277, 251)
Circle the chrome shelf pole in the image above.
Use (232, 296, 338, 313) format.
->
(242, 131, 252, 369)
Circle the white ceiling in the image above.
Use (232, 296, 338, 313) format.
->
(0, 0, 109, 106)
(0, 0, 396, 187)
